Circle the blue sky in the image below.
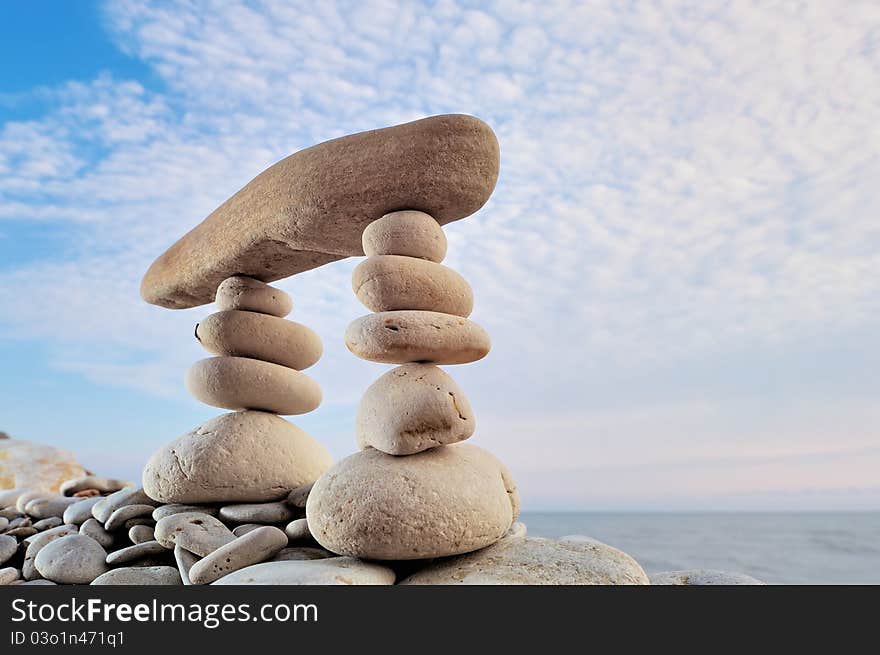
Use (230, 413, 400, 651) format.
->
(1, 0, 879, 510)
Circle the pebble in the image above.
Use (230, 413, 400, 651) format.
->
(73, 489, 101, 498)
(345, 311, 491, 365)
(270, 546, 334, 562)
(353, 255, 473, 317)
(174, 545, 199, 586)
(129, 525, 155, 544)
(32, 516, 63, 531)
(213, 558, 395, 585)
(214, 276, 293, 318)
(186, 356, 322, 415)
(232, 524, 262, 537)
(307, 444, 518, 560)
(16, 492, 42, 514)
(0, 506, 21, 519)
(219, 502, 294, 525)
(5, 527, 36, 539)
(141, 114, 499, 309)
(92, 487, 157, 524)
(189, 526, 288, 585)
(284, 519, 311, 542)
(92, 566, 182, 586)
(34, 534, 108, 584)
(106, 541, 166, 566)
(362, 210, 447, 263)
(0, 517, 8, 531)
(0, 534, 17, 565)
(124, 518, 154, 529)
(152, 504, 219, 521)
(196, 311, 322, 371)
(286, 483, 312, 509)
(105, 504, 155, 532)
(356, 364, 475, 455)
(401, 536, 650, 585)
(649, 570, 767, 585)
(22, 525, 78, 580)
(62, 496, 102, 525)
(60, 475, 132, 497)
(154, 512, 235, 557)
(143, 411, 332, 504)
(79, 518, 115, 548)
(7, 516, 31, 529)
(0, 567, 20, 585)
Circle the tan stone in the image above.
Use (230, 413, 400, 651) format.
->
(92, 566, 181, 585)
(362, 211, 447, 262)
(306, 444, 518, 560)
(219, 502, 294, 524)
(214, 276, 292, 317)
(345, 311, 490, 365)
(352, 255, 473, 317)
(154, 512, 234, 557)
(189, 526, 288, 585)
(196, 311, 321, 370)
(0, 439, 88, 499)
(141, 114, 499, 309)
(186, 357, 322, 415)
(212, 558, 395, 585)
(355, 364, 475, 455)
(401, 536, 649, 585)
(143, 411, 332, 504)
(34, 534, 108, 584)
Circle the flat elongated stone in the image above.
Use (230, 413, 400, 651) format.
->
(362, 211, 447, 262)
(188, 526, 288, 585)
(284, 518, 311, 542)
(92, 487, 157, 524)
(152, 504, 219, 521)
(154, 512, 235, 557)
(186, 357, 322, 415)
(32, 517, 63, 531)
(174, 545, 199, 585)
(196, 311, 322, 370)
(352, 255, 473, 317)
(79, 518, 115, 548)
(105, 504, 155, 531)
(356, 364, 475, 455)
(141, 114, 499, 309)
(215, 277, 292, 317)
(345, 311, 490, 364)
(143, 411, 332, 504)
(92, 566, 182, 586)
(0, 567, 20, 585)
(269, 546, 333, 562)
(0, 534, 18, 565)
(212, 558, 395, 585)
(62, 497, 102, 525)
(22, 525, 78, 580)
(128, 525, 155, 544)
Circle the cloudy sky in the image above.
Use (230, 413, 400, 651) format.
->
(1, 0, 878, 510)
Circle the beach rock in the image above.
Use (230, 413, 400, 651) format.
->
(124, 518, 154, 530)
(14, 579, 56, 586)
(141, 114, 499, 309)
(25, 496, 80, 519)
(219, 502, 294, 525)
(214, 276, 292, 317)
(188, 526, 288, 585)
(0, 507, 20, 519)
(650, 569, 767, 585)
(307, 444, 518, 560)
(92, 566, 182, 586)
(92, 487, 157, 524)
(104, 504, 155, 532)
(128, 525, 155, 544)
(152, 504, 219, 521)
(15, 492, 42, 513)
(5, 527, 36, 539)
(232, 524, 262, 538)
(143, 411, 332, 504)
(186, 357, 322, 415)
(505, 522, 528, 539)
(174, 545, 199, 585)
(196, 311, 322, 371)
(0, 534, 17, 565)
(22, 525, 78, 580)
(60, 476, 132, 497)
(63, 497, 102, 525)
(0, 567, 20, 585)
(106, 541, 166, 566)
(34, 534, 108, 584)
(269, 546, 334, 562)
(154, 512, 235, 557)
(32, 517, 63, 531)
(356, 364, 474, 455)
(401, 536, 649, 585)
(362, 211, 447, 263)
(284, 518, 311, 542)
(352, 256, 473, 317)
(79, 518, 115, 548)
(286, 483, 312, 509)
(213, 558, 395, 585)
(0, 516, 9, 529)
(345, 311, 490, 365)
(0, 438, 88, 498)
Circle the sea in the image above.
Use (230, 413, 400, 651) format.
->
(521, 512, 880, 584)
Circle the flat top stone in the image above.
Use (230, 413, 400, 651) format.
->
(141, 114, 499, 309)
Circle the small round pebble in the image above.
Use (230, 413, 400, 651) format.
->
(79, 518, 115, 548)
(34, 534, 108, 584)
(214, 276, 292, 317)
(32, 517, 63, 531)
(219, 502, 294, 524)
(129, 525, 155, 544)
(153, 504, 220, 521)
(106, 541, 166, 566)
(154, 512, 235, 557)
(286, 483, 313, 509)
(0, 567, 21, 585)
(362, 210, 447, 262)
(63, 496, 102, 525)
(284, 518, 311, 542)
(105, 504, 155, 531)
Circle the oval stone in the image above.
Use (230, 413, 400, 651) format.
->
(105, 541, 167, 566)
(352, 255, 473, 317)
(189, 526, 288, 585)
(92, 487, 157, 524)
(92, 566, 182, 586)
(196, 311, 322, 370)
(362, 211, 447, 262)
(0, 535, 17, 566)
(34, 534, 108, 584)
(345, 311, 490, 365)
(79, 518, 114, 548)
(143, 411, 333, 504)
(356, 364, 475, 455)
(212, 558, 395, 585)
(62, 497, 102, 525)
(400, 536, 649, 585)
(219, 502, 294, 525)
(104, 504, 155, 532)
(154, 512, 234, 557)
(186, 357, 322, 415)
(270, 546, 334, 562)
(129, 525, 155, 544)
(214, 276, 292, 317)
(25, 496, 80, 519)
(174, 545, 199, 585)
(152, 504, 219, 521)
(306, 444, 518, 560)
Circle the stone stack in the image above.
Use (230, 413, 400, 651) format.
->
(142, 276, 332, 504)
(305, 211, 520, 560)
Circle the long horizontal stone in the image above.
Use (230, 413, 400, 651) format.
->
(141, 114, 500, 309)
